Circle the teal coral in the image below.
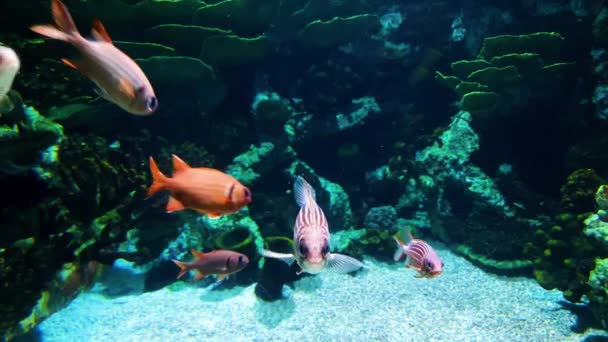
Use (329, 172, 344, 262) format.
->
(0, 101, 63, 175)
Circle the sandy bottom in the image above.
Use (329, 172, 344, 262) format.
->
(36, 246, 607, 341)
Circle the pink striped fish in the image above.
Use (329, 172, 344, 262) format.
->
(261, 176, 364, 275)
(394, 231, 443, 278)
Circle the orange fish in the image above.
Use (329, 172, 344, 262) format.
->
(30, 0, 158, 115)
(147, 154, 252, 218)
(172, 250, 250, 281)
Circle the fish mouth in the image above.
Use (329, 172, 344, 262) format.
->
(302, 260, 326, 274)
(427, 271, 442, 278)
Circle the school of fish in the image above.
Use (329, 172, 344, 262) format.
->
(2, 0, 444, 282)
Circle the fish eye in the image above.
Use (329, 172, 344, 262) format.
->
(243, 188, 251, 199)
(299, 243, 308, 256)
(238, 256, 243, 264)
(147, 96, 158, 111)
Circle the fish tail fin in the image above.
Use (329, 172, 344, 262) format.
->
(171, 259, 189, 279)
(393, 236, 407, 262)
(293, 176, 316, 207)
(147, 156, 168, 197)
(30, 0, 81, 42)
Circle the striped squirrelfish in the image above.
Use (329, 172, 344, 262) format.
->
(261, 176, 364, 275)
(172, 250, 249, 281)
(30, 0, 158, 115)
(0, 46, 20, 113)
(393, 231, 444, 279)
(147, 154, 252, 218)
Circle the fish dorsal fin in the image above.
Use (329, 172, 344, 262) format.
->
(395, 228, 414, 244)
(293, 176, 316, 207)
(172, 154, 191, 174)
(191, 250, 205, 258)
(407, 231, 415, 243)
(91, 19, 112, 43)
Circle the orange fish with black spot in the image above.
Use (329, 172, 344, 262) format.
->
(172, 250, 249, 281)
(147, 154, 252, 218)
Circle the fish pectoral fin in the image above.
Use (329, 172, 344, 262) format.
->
(326, 253, 365, 273)
(260, 249, 295, 266)
(94, 87, 113, 102)
(194, 272, 206, 281)
(166, 196, 186, 213)
(0, 95, 15, 114)
(217, 274, 228, 281)
(91, 19, 113, 43)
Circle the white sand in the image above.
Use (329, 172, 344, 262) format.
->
(37, 245, 607, 341)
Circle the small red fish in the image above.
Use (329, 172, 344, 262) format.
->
(394, 231, 443, 278)
(172, 250, 249, 281)
(30, 0, 158, 115)
(147, 154, 252, 218)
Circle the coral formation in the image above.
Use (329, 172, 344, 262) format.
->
(435, 32, 575, 114)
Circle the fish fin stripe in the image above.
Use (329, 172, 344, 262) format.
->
(91, 19, 112, 43)
(146, 156, 167, 198)
(171, 154, 191, 174)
